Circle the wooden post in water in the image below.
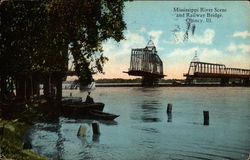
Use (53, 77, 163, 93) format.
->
(167, 103, 172, 114)
(203, 111, 209, 125)
(77, 125, 87, 136)
(167, 104, 173, 122)
(70, 92, 72, 97)
(92, 123, 100, 135)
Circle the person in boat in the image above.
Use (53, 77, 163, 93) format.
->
(85, 91, 94, 103)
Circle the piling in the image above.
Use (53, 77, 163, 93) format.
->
(70, 92, 72, 97)
(203, 111, 209, 125)
(77, 125, 87, 136)
(92, 123, 100, 135)
(167, 103, 172, 114)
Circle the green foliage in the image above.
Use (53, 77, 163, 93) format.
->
(0, 1, 126, 85)
(0, 2, 44, 76)
(0, 121, 48, 160)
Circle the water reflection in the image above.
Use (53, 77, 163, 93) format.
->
(78, 136, 94, 160)
(167, 113, 172, 122)
(28, 88, 250, 160)
(92, 134, 100, 142)
(132, 100, 162, 123)
(99, 120, 118, 126)
(56, 117, 67, 160)
(140, 127, 159, 134)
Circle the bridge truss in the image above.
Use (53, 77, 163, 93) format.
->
(125, 40, 165, 86)
(184, 61, 250, 85)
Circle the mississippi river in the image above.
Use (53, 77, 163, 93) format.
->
(26, 87, 250, 160)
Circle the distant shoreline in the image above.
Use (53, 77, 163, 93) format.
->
(62, 82, 249, 89)
(95, 83, 249, 87)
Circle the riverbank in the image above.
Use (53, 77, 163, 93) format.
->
(0, 105, 49, 160)
(0, 121, 48, 160)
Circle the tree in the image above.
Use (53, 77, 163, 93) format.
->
(0, 1, 127, 103)
(44, 1, 126, 85)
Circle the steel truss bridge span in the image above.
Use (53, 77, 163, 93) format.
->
(125, 40, 165, 86)
(184, 61, 250, 85)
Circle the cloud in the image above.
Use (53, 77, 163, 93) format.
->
(199, 48, 223, 63)
(102, 31, 146, 59)
(139, 27, 146, 33)
(164, 31, 185, 45)
(167, 47, 198, 57)
(163, 46, 250, 79)
(148, 30, 163, 49)
(227, 43, 250, 53)
(166, 29, 215, 45)
(95, 29, 164, 79)
(238, 44, 250, 53)
(95, 31, 147, 79)
(227, 43, 237, 52)
(162, 47, 199, 78)
(189, 29, 215, 45)
(232, 31, 250, 39)
(95, 29, 249, 80)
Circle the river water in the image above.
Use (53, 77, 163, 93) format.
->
(27, 87, 250, 160)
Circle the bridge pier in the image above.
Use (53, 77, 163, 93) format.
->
(242, 78, 250, 86)
(142, 77, 159, 86)
(184, 77, 196, 85)
(220, 78, 229, 85)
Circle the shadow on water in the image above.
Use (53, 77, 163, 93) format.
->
(28, 117, 65, 160)
(131, 100, 162, 123)
(167, 113, 172, 122)
(98, 120, 118, 126)
(29, 116, 107, 160)
(133, 87, 162, 98)
(77, 136, 94, 160)
(139, 127, 159, 134)
(55, 118, 65, 160)
(59, 116, 118, 126)
(92, 134, 100, 142)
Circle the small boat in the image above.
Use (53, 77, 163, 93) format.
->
(62, 102, 105, 117)
(89, 110, 119, 120)
(62, 96, 82, 104)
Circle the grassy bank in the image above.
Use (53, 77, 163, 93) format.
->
(0, 105, 49, 160)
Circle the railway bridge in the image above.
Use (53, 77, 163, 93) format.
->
(184, 61, 250, 85)
(124, 40, 165, 86)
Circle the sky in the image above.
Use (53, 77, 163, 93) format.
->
(93, 1, 250, 80)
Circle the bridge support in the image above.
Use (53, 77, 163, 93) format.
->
(242, 78, 250, 86)
(187, 78, 195, 84)
(220, 78, 229, 85)
(142, 77, 159, 86)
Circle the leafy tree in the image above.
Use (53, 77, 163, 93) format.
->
(44, 1, 126, 85)
(0, 1, 127, 100)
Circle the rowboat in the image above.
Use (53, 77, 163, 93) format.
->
(62, 102, 105, 117)
(62, 96, 82, 104)
(89, 110, 119, 120)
